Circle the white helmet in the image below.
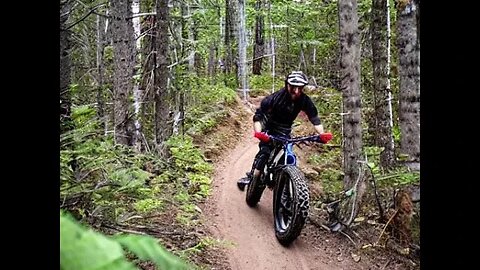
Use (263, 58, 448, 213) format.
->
(286, 71, 308, 86)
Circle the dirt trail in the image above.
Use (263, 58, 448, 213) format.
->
(201, 98, 417, 270)
(207, 134, 334, 270)
(203, 100, 344, 270)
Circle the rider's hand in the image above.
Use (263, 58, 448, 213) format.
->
(316, 133, 333, 143)
(254, 131, 270, 142)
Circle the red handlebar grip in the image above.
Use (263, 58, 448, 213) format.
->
(320, 133, 333, 143)
(254, 131, 271, 142)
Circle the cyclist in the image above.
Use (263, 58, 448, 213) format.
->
(238, 71, 330, 190)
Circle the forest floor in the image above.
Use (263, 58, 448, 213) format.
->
(187, 95, 421, 270)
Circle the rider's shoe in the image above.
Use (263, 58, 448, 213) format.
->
(237, 177, 250, 191)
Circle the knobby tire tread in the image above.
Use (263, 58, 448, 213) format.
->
(273, 165, 310, 246)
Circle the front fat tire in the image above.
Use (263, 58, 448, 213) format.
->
(246, 173, 266, 207)
(273, 165, 310, 246)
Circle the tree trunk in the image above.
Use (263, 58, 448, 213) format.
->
(139, 14, 156, 152)
(285, 22, 290, 73)
(110, 0, 135, 146)
(396, 0, 420, 162)
(268, 1, 276, 93)
(252, 0, 264, 75)
(154, 0, 172, 157)
(237, 0, 248, 101)
(131, 0, 143, 151)
(96, 13, 107, 135)
(181, 4, 195, 73)
(337, 0, 366, 228)
(371, 0, 395, 168)
(208, 43, 216, 77)
(225, 0, 238, 78)
(60, 0, 74, 133)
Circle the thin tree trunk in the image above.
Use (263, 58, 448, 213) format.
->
(183, 4, 195, 73)
(225, 0, 238, 80)
(60, 0, 74, 133)
(154, 0, 171, 156)
(104, 9, 114, 136)
(299, 43, 307, 72)
(139, 14, 156, 151)
(285, 22, 289, 73)
(60, 0, 77, 174)
(252, 0, 264, 75)
(337, 0, 366, 228)
(238, 0, 248, 101)
(132, 0, 143, 151)
(371, 0, 395, 168)
(268, 1, 275, 93)
(193, 22, 203, 75)
(96, 13, 107, 134)
(208, 43, 216, 77)
(111, 0, 135, 146)
(396, 0, 420, 162)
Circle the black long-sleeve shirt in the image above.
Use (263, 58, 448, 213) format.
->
(253, 87, 321, 135)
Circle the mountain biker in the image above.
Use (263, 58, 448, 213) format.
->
(237, 71, 330, 190)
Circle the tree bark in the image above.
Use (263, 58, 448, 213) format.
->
(132, 0, 143, 151)
(252, 0, 264, 75)
(139, 14, 156, 151)
(396, 0, 420, 162)
(237, 0, 248, 101)
(154, 0, 172, 156)
(371, 0, 395, 168)
(225, 0, 238, 79)
(337, 0, 366, 227)
(110, 0, 135, 146)
(96, 13, 107, 135)
(60, 0, 74, 133)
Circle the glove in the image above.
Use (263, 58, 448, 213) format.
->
(254, 131, 270, 142)
(317, 133, 332, 143)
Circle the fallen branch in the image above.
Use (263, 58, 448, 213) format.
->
(339, 230, 357, 246)
(102, 224, 147, 235)
(375, 209, 398, 246)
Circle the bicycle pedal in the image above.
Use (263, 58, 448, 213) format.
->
(237, 177, 250, 191)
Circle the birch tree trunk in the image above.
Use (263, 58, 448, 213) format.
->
(337, 0, 367, 228)
(396, 0, 420, 163)
(110, 0, 135, 146)
(154, 0, 172, 156)
(252, 0, 264, 75)
(371, 0, 395, 168)
(238, 0, 248, 101)
(131, 0, 143, 151)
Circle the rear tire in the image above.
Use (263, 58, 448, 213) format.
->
(246, 172, 266, 207)
(273, 165, 310, 246)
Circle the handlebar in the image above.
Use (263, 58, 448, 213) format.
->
(254, 132, 333, 144)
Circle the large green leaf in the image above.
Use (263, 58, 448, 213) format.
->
(60, 211, 191, 270)
(114, 234, 190, 270)
(60, 211, 137, 270)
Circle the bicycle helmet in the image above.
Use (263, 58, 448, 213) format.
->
(286, 71, 308, 87)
